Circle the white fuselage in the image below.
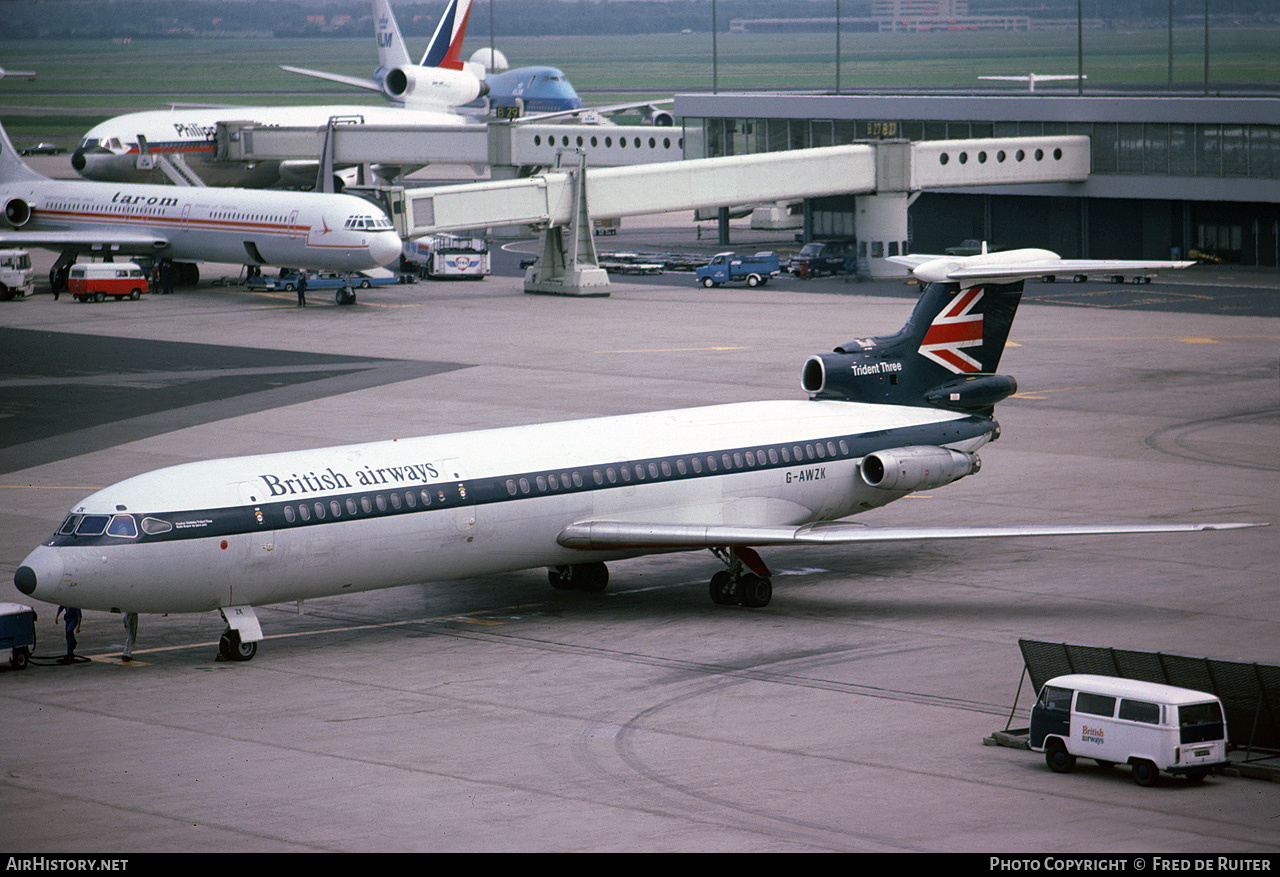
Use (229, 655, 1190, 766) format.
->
(2, 175, 403, 271)
(16, 399, 995, 615)
(73, 105, 470, 187)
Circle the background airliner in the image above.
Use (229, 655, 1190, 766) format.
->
(285, 0, 673, 126)
(284, 0, 584, 120)
(1, 120, 401, 291)
(14, 250, 1251, 661)
(72, 0, 484, 189)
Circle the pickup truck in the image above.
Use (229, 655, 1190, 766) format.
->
(695, 252, 780, 288)
(790, 240, 857, 278)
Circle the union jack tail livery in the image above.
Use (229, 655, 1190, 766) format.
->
(801, 279, 1024, 414)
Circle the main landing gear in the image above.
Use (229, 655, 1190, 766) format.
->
(547, 547, 775, 608)
(548, 561, 610, 593)
(708, 547, 773, 608)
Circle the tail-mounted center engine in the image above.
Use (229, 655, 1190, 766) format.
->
(800, 281, 1023, 413)
(384, 65, 488, 106)
(4, 197, 31, 228)
(861, 445, 980, 492)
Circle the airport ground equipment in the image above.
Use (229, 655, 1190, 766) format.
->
(695, 251, 780, 287)
(0, 247, 34, 299)
(0, 602, 36, 670)
(403, 234, 490, 279)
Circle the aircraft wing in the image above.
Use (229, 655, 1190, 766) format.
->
(558, 519, 1261, 550)
(0, 229, 170, 252)
(280, 65, 383, 94)
(515, 99, 674, 125)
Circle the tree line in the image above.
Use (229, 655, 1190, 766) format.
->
(2, 0, 1276, 40)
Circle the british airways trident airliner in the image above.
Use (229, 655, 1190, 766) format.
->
(13, 246, 1256, 661)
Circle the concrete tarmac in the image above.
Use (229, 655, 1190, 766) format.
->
(1, 246, 1277, 853)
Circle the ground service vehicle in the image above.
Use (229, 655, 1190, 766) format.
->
(791, 240, 856, 278)
(0, 602, 36, 670)
(403, 235, 490, 279)
(1029, 674, 1229, 786)
(67, 262, 148, 302)
(0, 248, 34, 299)
(696, 251, 780, 287)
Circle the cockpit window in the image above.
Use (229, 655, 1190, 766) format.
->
(141, 517, 173, 535)
(343, 214, 394, 232)
(75, 515, 111, 536)
(58, 515, 83, 536)
(107, 514, 138, 539)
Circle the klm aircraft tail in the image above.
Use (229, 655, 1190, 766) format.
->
(801, 281, 1023, 413)
(373, 0, 413, 70)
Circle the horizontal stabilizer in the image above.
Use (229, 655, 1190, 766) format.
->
(887, 249, 1196, 286)
(279, 65, 383, 93)
(558, 519, 1263, 550)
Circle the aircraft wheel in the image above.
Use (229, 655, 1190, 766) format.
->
(549, 563, 609, 592)
(738, 574, 772, 608)
(576, 562, 609, 593)
(709, 570, 739, 605)
(1131, 759, 1160, 787)
(1045, 740, 1076, 773)
(219, 630, 257, 662)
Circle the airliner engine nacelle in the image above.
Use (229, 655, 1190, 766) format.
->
(3, 197, 32, 228)
(640, 105, 675, 127)
(861, 446, 980, 492)
(922, 375, 1018, 411)
(384, 65, 487, 106)
(801, 353, 1017, 413)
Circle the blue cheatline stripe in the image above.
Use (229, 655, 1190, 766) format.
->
(47, 416, 993, 548)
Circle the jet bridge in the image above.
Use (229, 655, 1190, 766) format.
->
(381, 135, 1089, 294)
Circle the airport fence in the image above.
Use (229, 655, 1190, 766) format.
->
(1017, 638, 1280, 758)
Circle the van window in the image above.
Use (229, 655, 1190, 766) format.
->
(1118, 698, 1160, 724)
(1039, 686, 1073, 711)
(1178, 701, 1225, 744)
(1076, 692, 1116, 717)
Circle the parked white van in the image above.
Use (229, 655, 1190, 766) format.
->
(1029, 673, 1228, 786)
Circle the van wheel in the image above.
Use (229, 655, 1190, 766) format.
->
(94, 291, 105, 302)
(1045, 741, 1076, 773)
(1131, 759, 1160, 787)
(130, 289, 141, 300)
(701, 276, 715, 288)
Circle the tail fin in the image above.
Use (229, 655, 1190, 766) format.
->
(420, 0, 473, 71)
(372, 0, 412, 70)
(801, 282, 1023, 413)
(0, 119, 47, 185)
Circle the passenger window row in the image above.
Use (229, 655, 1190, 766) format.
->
(280, 486, 452, 524)
(502, 438, 853, 498)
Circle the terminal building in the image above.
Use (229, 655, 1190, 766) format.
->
(675, 92, 1280, 266)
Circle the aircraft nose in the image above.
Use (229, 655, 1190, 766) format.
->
(14, 546, 64, 600)
(370, 232, 402, 267)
